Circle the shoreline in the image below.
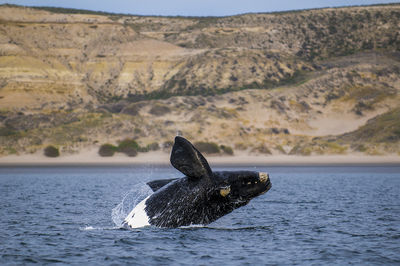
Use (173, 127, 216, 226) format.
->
(0, 150, 399, 167)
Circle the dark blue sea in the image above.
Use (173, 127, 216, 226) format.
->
(1, 165, 399, 265)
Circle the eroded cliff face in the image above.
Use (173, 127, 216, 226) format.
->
(0, 4, 399, 156)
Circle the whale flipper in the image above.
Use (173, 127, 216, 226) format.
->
(170, 136, 212, 180)
(147, 178, 178, 192)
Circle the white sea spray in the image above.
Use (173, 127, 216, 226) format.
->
(112, 183, 152, 227)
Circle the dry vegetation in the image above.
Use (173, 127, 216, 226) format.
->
(0, 4, 399, 156)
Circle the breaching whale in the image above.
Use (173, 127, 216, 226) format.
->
(123, 136, 271, 228)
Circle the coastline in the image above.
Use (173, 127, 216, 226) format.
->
(0, 149, 399, 167)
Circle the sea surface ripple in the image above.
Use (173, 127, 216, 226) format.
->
(1, 165, 399, 265)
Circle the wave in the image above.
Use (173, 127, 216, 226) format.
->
(179, 224, 273, 231)
(79, 226, 123, 231)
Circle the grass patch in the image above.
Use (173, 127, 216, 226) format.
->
(289, 144, 312, 156)
(274, 145, 287, 154)
(353, 144, 367, 152)
(5, 147, 17, 155)
(251, 145, 272, 155)
(321, 142, 348, 154)
(121, 71, 311, 103)
(338, 108, 400, 143)
(234, 142, 248, 150)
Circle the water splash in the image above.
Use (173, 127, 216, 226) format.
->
(81, 226, 96, 231)
(111, 183, 153, 227)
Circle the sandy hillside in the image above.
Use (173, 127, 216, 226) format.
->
(0, 4, 399, 162)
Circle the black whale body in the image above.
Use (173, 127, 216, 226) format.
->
(124, 136, 271, 228)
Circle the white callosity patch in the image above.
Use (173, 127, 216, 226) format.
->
(259, 172, 269, 183)
(124, 196, 151, 228)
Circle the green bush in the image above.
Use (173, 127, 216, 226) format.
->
(220, 145, 234, 155)
(194, 141, 220, 154)
(98, 144, 117, 157)
(118, 139, 139, 157)
(44, 145, 60, 157)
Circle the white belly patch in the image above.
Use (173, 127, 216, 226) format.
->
(124, 196, 150, 228)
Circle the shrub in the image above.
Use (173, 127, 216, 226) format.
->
(220, 145, 234, 155)
(194, 141, 220, 154)
(118, 139, 139, 157)
(44, 145, 60, 157)
(147, 142, 160, 151)
(98, 144, 117, 157)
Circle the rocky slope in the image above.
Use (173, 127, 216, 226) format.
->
(0, 4, 399, 157)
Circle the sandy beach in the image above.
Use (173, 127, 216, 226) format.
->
(0, 149, 399, 166)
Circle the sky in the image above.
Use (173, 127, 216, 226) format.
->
(1, 0, 399, 16)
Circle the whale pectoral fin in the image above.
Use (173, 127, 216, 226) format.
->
(170, 136, 212, 180)
(146, 178, 178, 192)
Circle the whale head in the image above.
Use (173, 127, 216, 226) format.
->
(211, 170, 271, 206)
(144, 136, 272, 227)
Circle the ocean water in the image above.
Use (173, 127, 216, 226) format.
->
(0, 165, 399, 265)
